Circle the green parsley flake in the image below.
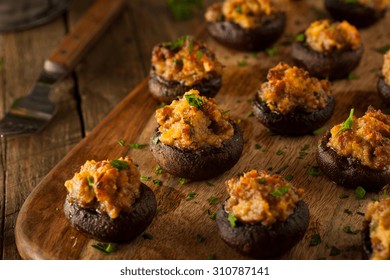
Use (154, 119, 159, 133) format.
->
(355, 186, 366, 200)
(209, 196, 218, 205)
(196, 49, 203, 60)
(130, 143, 147, 149)
(375, 44, 390, 54)
(118, 139, 125, 146)
(142, 232, 154, 240)
(258, 178, 266, 184)
(187, 191, 197, 201)
(309, 233, 322, 246)
(344, 209, 352, 215)
(246, 111, 254, 117)
(348, 72, 359, 80)
(188, 38, 194, 54)
(228, 213, 237, 228)
(276, 149, 285, 156)
(185, 93, 205, 109)
(140, 176, 150, 181)
(86, 177, 94, 188)
(255, 143, 261, 150)
(110, 159, 129, 170)
(153, 179, 162, 186)
(295, 33, 305, 42)
(339, 193, 349, 199)
(92, 243, 117, 254)
(206, 254, 216, 260)
(235, 4, 242, 13)
(178, 178, 186, 184)
(238, 60, 248, 67)
(285, 174, 294, 181)
(153, 135, 160, 145)
(164, 35, 187, 51)
(155, 165, 163, 175)
(265, 46, 278, 57)
(270, 185, 290, 197)
(308, 166, 320, 177)
(313, 127, 324, 135)
(196, 234, 205, 243)
(329, 246, 341, 256)
(207, 209, 216, 220)
(167, 0, 202, 20)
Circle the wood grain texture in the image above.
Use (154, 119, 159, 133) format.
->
(14, 0, 390, 259)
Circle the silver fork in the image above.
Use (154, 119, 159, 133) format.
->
(0, 0, 125, 136)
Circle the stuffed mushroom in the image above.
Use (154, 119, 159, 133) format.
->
(216, 170, 309, 259)
(317, 107, 390, 191)
(252, 62, 335, 135)
(362, 197, 390, 260)
(325, 0, 388, 28)
(204, 0, 286, 51)
(64, 156, 157, 243)
(291, 19, 363, 80)
(377, 49, 390, 105)
(149, 35, 223, 103)
(150, 89, 244, 180)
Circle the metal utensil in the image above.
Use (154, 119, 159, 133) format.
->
(0, 0, 125, 136)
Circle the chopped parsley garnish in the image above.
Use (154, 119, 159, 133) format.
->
(185, 93, 205, 109)
(355, 186, 366, 200)
(196, 234, 205, 243)
(166, 0, 202, 20)
(207, 209, 216, 220)
(308, 166, 320, 177)
(142, 232, 154, 240)
(313, 127, 324, 136)
(153, 179, 162, 186)
(344, 209, 352, 215)
(339, 193, 349, 199)
(237, 60, 248, 67)
(155, 165, 163, 175)
(187, 191, 197, 201)
(130, 143, 147, 149)
(209, 196, 218, 205)
(110, 159, 129, 170)
(140, 176, 150, 181)
(173, 58, 183, 67)
(265, 46, 278, 57)
(343, 225, 359, 235)
(221, 110, 230, 115)
(92, 243, 117, 254)
(86, 177, 94, 188)
(258, 178, 266, 184)
(246, 111, 254, 117)
(348, 72, 359, 80)
(235, 4, 242, 13)
(228, 213, 237, 228)
(163, 35, 187, 51)
(153, 136, 160, 145)
(254, 143, 261, 150)
(196, 49, 203, 60)
(295, 33, 305, 42)
(309, 233, 322, 246)
(276, 149, 285, 156)
(118, 139, 125, 146)
(178, 178, 186, 184)
(285, 174, 294, 181)
(188, 38, 194, 54)
(206, 254, 216, 260)
(375, 44, 390, 54)
(270, 185, 290, 197)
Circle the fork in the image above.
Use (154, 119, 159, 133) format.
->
(0, 0, 125, 136)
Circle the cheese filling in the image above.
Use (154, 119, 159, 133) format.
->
(258, 63, 332, 114)
(155, 89, 234, 150)
(64, 156, 141, 219)
(225, 170, 304, 226)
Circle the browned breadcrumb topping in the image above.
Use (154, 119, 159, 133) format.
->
(358, 0, 388, 11)
(383, 50, 390, 84)
(365, 197, 390, 260)
(64, 156, 141, 219)
(151, 35, 223, 87)
(225, 169, 304, 225)
(258, 62, 332, 114)
(305, 19, 361, 52)
(155, 89, 234, 150)
(328, 107, 390, 170)
(205, 0, 275, 29)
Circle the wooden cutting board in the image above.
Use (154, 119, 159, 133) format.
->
(15, 1, 390, 260)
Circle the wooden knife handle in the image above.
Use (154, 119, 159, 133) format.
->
(45, 0, 125, 74)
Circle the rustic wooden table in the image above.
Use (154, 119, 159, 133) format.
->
(2, 0, 390, 260)
(0, 0, 206, 260)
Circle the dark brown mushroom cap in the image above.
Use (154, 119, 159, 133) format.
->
(361, 220, 371, 260)
(148, 72, 222, 104)
(216, 200, 309, 259)
(64, 183, 157, 243)
(252, 92, 335, 136)
(150, 123, 244, 180)
(316, 132, 390, 191)
(324, 0, 387, 28)
(291, 39, 364, 80)
(377, 76, 390, 105)
(207, 12, 286, 51)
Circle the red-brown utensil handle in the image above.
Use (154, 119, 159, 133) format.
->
(45, 0, 125, 74)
